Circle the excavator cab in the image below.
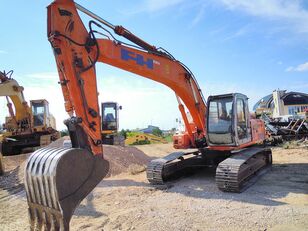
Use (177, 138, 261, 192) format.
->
(31, 99, 57, 132)
(207, 93, 251, 146)
(102, 102, 119, 131)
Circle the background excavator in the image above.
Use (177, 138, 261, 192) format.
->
(24, 1, 272, 230)
(101, 101, 124, 145)
(0, 70, 60, 157)
(63, 101, 123, 148)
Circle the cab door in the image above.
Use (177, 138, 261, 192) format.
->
(234, 94, 251, 145)
(31, 101, 46, 128)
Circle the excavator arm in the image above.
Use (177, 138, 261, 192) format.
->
(25, 1, 206, 230)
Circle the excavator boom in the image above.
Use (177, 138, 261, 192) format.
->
(0, 70, 31, 124)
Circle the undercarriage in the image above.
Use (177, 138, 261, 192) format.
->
(147, 147, 272, 192)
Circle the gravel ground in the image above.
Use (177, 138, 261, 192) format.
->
(0, 144, 307, 231)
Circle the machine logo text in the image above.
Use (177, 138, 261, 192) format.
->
(121, 48, 154, 69)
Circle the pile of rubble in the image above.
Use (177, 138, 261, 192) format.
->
(261, 113, 308, 143)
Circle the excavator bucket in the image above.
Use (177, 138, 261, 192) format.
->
(24, 147, 109, 230)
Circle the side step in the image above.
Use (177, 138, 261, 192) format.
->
(216, 147, 272, 192)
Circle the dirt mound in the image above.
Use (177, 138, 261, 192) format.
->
(49, 136, 151, 176)
(1, 137, 151, 184)
(0, 137, 151, 202)
(103, 145, 151, 176)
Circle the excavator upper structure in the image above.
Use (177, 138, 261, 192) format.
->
(24, 0, 272, 230)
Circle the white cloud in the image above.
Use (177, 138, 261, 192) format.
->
(287, 82, 308, 90)
(25, 72, 58, 80)
(0, 73, 181, 131)
(202, 81, 271, 111)
(216, 0, 308, 34)
(0, 99, 8, 124)
(145, 0, 185, 12)
(135, 0, 308, 40)
(99, 85, 179, 130)
(295, 62, 308, 72)
(191, 4, 206, 26)
(0, 72, 281, 132)
(285, 62, 308, 72)
(24, 85, 66, 130)
(124, 0, 185, 15)
(222, 25, 250, 41)
(285, 66, 294, 72)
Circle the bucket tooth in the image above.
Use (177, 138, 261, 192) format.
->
(25, 147, 109, 230)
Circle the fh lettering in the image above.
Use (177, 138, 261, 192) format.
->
(121, 49, 154, 69)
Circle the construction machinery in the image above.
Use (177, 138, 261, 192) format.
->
(63, 101, 123, 147)
(101, 101, 124, 145)
(24, 1, 272, 229)
(0, 70, 60, 156)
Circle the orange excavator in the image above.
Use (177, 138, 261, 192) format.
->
(24, 0, 272, 230)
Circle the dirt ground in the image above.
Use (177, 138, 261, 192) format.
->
(0, 143, 307, 231)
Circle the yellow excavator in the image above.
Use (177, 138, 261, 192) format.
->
(0, 70, 60, 156)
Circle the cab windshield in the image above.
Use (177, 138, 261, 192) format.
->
(208, 98, 233, 134)
(32, 102, 45, 126)
(102, 104, 117, 130)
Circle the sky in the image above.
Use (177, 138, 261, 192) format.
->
(0, 0, 307, 131)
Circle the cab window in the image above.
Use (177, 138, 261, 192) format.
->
(236, 99, 247, 139)
(32, 102, 45, 126)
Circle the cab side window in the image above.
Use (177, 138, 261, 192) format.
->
(236, 99, 247, 139)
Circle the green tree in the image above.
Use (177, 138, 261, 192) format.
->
(152, 127, 163, 137)
(119, 129, 130, 139)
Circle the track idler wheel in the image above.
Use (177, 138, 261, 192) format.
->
(24, 147, 109, 230)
